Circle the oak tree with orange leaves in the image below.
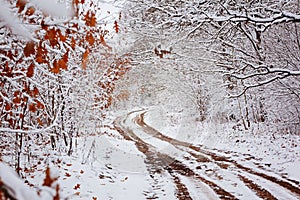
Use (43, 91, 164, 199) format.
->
(0, 0, 130, 187)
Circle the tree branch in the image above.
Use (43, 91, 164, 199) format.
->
(229, 73, 290, 98)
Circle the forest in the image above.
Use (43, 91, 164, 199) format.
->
(0, 0, 299, 199)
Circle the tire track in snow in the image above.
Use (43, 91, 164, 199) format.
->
(114, 113, 237, 199)
(170, 173, 193, 200)
(113, 117, 193, 199)
(238, 175, 277, 200)
(135, 111, 300, 199)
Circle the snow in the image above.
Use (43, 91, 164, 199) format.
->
(285, 160, 300, 181)
(0, 0, 75, 40)
(0, 0, 33, 40)
(178, 175, 219, 200)
(0, 163, 39, 200)
(47, 122, 176, 200)
(30, 0, 74, 17)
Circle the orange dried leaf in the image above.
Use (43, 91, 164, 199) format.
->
(29, 103, 36, 112)
(36, 100, 44, 109)
(86, 32, 95, 46)
(19, 113, 24, 119)
(37, 118, 43, 126)
(65, 172, 71, 177)
(60, 34, 67, 42)
(63, 51, 68, 62)
(14, 91, 21, 97)
(72, 23, 79, 31)
(73, 0, 79, 6)
(13, 91, 21, 105)
(16, 0, 27, 13)
(84, 11, 96, 27)
(25, 6, 35, 16)
(45, 28, 58, 47)
(36, 43, 48, 64)
(114, 21, 119, 33)
(59, 51, 69, 70)
(70, 37, 76, 50)
(31, 87, 39, 97)
(8, 119, 14, 127)
(23, 83, 30, 93)
(74, 184, 80, 190)
(82, 49, 89, 70)
(53, 184, 60, 200)
(36, 55, 43, 64)
(26, 63, 34, 77)
(58, 30, 67, 42)
(6, 51, 13, 59)
(5, 103, 11, 111)
(50, 60, 61, 74)
(58, 59, 67, 70)
(100, 34, 105, 43)
(24, 42, 35, 57)
(99, 35, 112, 50)
(43, 167, 57, 187)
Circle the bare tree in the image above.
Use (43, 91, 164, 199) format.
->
(123, 0, 300, 133)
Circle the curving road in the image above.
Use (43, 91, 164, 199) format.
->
(114, 110, 300, 200)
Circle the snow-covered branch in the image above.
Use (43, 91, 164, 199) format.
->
(230, 67, 300, 80)
(229, 73, 290, 98)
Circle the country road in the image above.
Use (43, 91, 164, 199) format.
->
(113, 109, 300, 200)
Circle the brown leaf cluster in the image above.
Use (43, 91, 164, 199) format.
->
(50, 51, 69, 74)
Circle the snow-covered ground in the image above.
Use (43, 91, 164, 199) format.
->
(1, 107, 299, 199)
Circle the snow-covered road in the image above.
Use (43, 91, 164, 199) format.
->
(114, 109, 300, 200)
